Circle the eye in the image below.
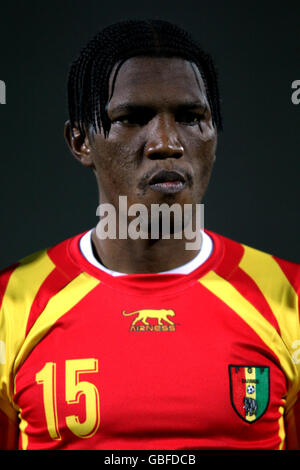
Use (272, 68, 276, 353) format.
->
(116, 116, 133, 124)
(176, 112, 205, 125)
(114, 112, 152, 126)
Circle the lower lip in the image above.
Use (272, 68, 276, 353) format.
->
(149, 181, 186, 194)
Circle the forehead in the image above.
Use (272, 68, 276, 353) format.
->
(108, 56, 207, 106)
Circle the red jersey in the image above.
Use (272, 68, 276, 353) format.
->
(0, 229, 299, 450)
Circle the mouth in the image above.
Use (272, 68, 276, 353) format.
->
(148, 170, 187, 194)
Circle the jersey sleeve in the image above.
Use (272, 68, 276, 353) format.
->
(0, 250, 56, 449)
(285, 290, 300, 449)
(238, 248, 300, 449)
(0, 266, 20, 449)
(276, 257, 300, 449)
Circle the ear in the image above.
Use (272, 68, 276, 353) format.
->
(64, 120, 94, 168)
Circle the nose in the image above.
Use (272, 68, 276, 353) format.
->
(144, 114, 184, 160)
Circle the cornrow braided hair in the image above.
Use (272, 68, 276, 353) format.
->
(67, 19, 223, 139)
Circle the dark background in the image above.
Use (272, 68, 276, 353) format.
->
(0, 0, 299, 269)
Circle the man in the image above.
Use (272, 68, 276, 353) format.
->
(0, 19, 299, 450)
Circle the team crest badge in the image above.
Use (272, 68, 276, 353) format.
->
(228, 365, 270, 423)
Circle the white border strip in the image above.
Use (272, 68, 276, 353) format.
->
(79, 229, 213, 277)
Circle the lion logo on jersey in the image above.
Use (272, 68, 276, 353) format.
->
(122, 309, 175, 327)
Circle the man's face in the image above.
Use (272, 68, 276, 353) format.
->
(81, 56, 217, 211)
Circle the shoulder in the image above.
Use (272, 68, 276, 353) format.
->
(0, 232, 86, 344)
(206, 230, 300, 338)
(0, 231, 86, 299)
(207, 229, 300, 295)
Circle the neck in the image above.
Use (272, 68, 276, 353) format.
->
(91, 229, 202, 274)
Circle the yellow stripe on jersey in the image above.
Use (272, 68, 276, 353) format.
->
(13, 272, 100, 376)
(278, 405, 286, 450)
(199, 271, 299, 408)
(18, 408, 29, 450)
(0, 250, 55, 416)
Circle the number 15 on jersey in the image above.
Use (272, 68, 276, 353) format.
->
(36, 358, 100, 440)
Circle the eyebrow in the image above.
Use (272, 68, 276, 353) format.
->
(106, 101, 208, 116)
